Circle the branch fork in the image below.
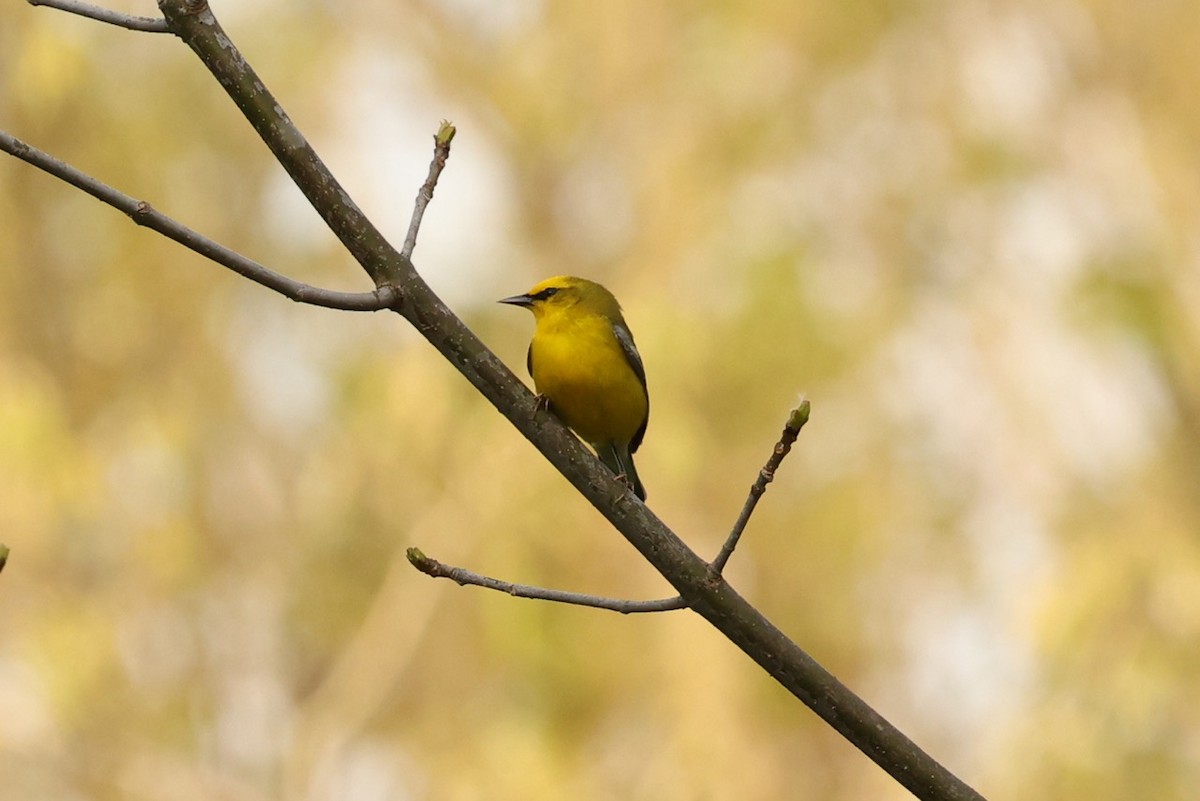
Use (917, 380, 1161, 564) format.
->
(409, 400, 811, 614)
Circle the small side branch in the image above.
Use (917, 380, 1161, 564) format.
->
(28, 0, 170, 32)
(0, 131, 395, 312)
(402, 122, 456, 260)
(407, 548, 687, 614)
(710, 398, 811, 575)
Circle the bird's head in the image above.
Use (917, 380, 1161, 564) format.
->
(499, 275, 621, 321)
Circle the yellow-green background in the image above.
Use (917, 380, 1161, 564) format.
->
(3, 1, 1199, 799)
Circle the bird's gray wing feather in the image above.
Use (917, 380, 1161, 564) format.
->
(613, 321, 649, 453)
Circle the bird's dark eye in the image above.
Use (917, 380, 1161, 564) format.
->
(532, 287, 559, 301)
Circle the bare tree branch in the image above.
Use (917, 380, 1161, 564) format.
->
(407, 549, 687, 613)
(3, 2, 989, 799)
(403, 122, 456, 260)
(0, 131, 396, 312)
(711, 398, 811, 575)
(28, 0, 170, 32)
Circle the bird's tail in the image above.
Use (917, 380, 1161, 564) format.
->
(599, 442, 646, 501)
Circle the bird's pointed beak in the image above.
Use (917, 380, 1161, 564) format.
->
(498, 293, 534, 308)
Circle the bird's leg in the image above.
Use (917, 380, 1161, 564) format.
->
(596, 444, 636, 493)
(533, 393, 552, 414)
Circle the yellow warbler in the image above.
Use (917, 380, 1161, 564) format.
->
(500, 276, 649, 500)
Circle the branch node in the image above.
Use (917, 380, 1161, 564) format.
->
(375, 284, 401, 310)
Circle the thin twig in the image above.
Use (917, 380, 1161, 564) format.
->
(0, 130, 396, 312)
(407, 549, 687, 614)
(710, 399, 811, 575)
(28, 0, 170, 32)
(402, 122, 456, 260)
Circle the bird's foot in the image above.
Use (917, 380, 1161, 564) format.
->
(533, 393, 552, 414)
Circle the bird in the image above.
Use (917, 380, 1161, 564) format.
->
(500, 275, 649, 500)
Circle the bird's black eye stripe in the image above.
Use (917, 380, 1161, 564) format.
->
(531, 287, 559, 301)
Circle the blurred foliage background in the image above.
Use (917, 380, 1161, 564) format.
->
(3, 0, 1200, 799)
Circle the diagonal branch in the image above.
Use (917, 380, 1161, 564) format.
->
(28, 0, 170, 32)
(0, 130, 395, 312)
(407, 549, 686, 614)
(11, 3, 989, 799)
(710, 398, 811, 575)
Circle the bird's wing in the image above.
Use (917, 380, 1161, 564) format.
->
(613, 321, 650, 453)
(525, 342, 535, 378)
(612, 322, 646, 387)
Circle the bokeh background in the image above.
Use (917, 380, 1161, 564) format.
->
(3, 0, 1200, 799)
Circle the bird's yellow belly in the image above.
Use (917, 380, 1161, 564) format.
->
(531, 330, 646, 447)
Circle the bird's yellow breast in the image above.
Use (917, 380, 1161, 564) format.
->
(530, 312, 647, 448)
